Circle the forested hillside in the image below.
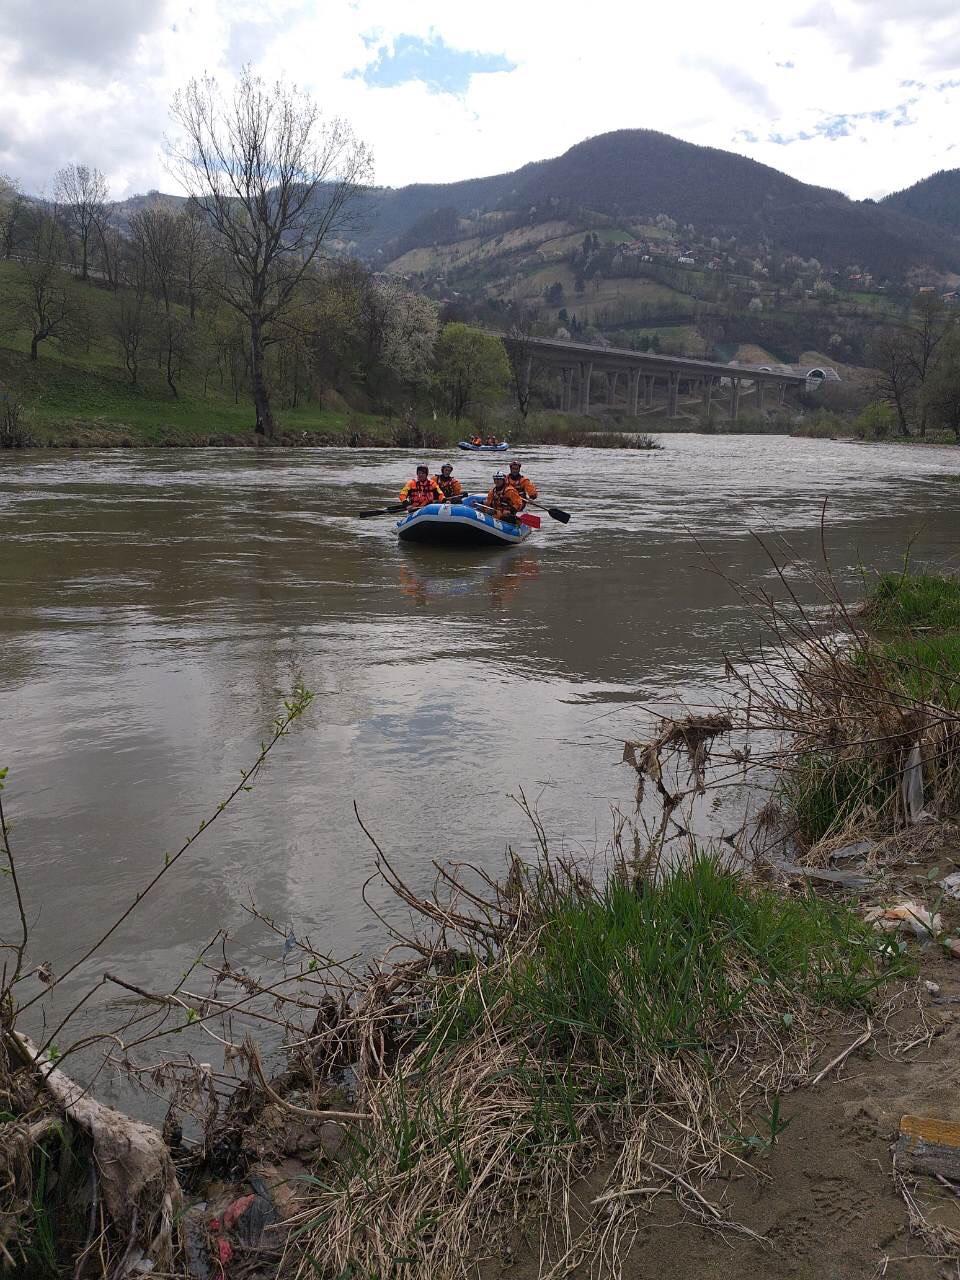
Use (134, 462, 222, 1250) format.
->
(353, 130, 960, 280)
(881, 168, 960, 233)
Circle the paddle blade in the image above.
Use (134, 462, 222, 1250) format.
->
(547, 507, 571, 524)
(519, 512, 541, 529)
(357, 503, 408, 518)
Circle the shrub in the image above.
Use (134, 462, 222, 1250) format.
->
(855, 402, 894, 440)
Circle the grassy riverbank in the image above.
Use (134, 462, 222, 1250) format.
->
(780, 571, 960, 849)
(0, 342, 664, 450)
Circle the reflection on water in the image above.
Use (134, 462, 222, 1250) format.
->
(398, 548, 541, 608)
(0, 438, 958, 1025)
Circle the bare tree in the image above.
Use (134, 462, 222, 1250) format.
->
(92, 202, 123, 290)
(921, 329, 960, 441)
(15, 217, 85, 360)
(169, 67, 372, 437)
(868, 326, 917, 437)
(128, 206, 188, 396)
(506, 317, 537, 419)
(54, 163, 108, 281)
(906, 293, 954, 436)
(129, 206, 183, 312)
(179, 198, 214, 320)
(115, 299, 144, 384)
(0, 174, 28, 260)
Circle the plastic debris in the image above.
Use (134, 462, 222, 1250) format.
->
(864, 902, 942, 937)
(939, 872, 960, 901)
(924, 980, 941, 995)
(830, 840, 874, 864)
(902, 743, 932, 824)
(781, 863, 873, 891)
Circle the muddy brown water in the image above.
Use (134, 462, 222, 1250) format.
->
(1, 438, 959, 1060)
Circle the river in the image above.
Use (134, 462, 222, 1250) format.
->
(1, 436, 958, 1049)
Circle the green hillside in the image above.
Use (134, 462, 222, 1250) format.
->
(0, 263, 393, 445)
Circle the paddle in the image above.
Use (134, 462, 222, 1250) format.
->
(358, 503, 409, 518)
(473, 502, 540, 530)
(524, 497, 572, 524)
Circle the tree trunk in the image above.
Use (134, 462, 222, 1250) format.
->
(166, 345, 178, 398)
(30, 335, 39, 361)
(892, 392, 911, 437)
(80, 234, 88, 282)
(250, 315, 275, 437)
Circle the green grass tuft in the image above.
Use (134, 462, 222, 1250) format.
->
(428, 855, 900, 1064)
(866, 572, 960, 632)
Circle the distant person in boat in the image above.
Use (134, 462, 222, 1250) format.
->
(399, 465, 443, 510)
(470, 434, 483, 446)
(434, 463, 462, 500)
(506, 460, 538, 507)
(485, 471, 523, 523)
(484, 435, 499, 446)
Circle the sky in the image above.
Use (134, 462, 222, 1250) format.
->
(2, 0, 960, 203)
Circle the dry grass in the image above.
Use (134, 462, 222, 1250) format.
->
(259, 828, 903, 1280)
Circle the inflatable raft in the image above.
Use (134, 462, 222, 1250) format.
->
(396, 499, 533, 547)
(457, 440, 509, 452)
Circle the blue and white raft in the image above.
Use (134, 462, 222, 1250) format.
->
(396, 498, 533, 547)
(457, 440, 509, 452)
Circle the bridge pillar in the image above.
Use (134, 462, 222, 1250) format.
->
(778, 382, 786, 406)
(560, 367, 572, 411)
(579, 361, 593, 414)
(756, 380, 765, 412)
(644, 376, 655, 408)
(630, 369, 641, 416)
(702, 377, 714, 413)
(729, 377, 741, 422)
(668, 370, 679, 418)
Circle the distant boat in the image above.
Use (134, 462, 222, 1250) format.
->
(396, 499, 534, 547)
(458, 440, 509, 452)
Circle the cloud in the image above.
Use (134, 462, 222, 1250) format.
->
(351, 31, 515, 95)
(691, 60, 776, 114)
(0, 0, 170, 78)
(794, 1, 888, 68)
(766, 99, 918, 146)
(0, 0, 959, 206)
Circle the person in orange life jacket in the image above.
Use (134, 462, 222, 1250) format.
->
(399, 465, 443, 509)
(484, 434, 499, 446)
(433, 462, 462, 500)
(505, 460, 538, 507)
(470, 434, 483, 446)
(484, 472, 523, 522)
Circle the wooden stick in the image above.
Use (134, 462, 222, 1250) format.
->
(809, 1019, 872, 1086)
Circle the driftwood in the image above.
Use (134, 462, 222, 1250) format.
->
(896, 1114, 960, 1182)
(7, 1031, 181, 1271)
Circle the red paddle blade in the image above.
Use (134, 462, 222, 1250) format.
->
(519, 513, 541, 529)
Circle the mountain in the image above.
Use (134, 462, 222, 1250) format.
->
(880, 168, 960, 233)
(353, 130, 960, 278)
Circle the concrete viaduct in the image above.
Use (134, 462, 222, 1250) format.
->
(499, 334, 829, 423)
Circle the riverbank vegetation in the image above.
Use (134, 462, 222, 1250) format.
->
(0, 774, 908, 1278)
